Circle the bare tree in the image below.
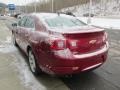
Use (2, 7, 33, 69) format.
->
(25, 0, 98, 13)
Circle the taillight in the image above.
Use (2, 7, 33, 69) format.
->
(50, 39, 67, 50)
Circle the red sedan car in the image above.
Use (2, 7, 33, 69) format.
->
(12, 13, 109, 76)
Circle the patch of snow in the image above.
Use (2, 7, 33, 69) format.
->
(11, 53, 47, 90)
(0, 45, 5, 48)
(0, 36, 16, 53)
(61, 0, 120, 17)
(5, 36, 12, 43)
(0, 45, 17, 53)
(78, 17, 120, 30)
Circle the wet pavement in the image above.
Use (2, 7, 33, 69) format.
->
(0, 17, 120, 90)
(0, 20, 28, 90)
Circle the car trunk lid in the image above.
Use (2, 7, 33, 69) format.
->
(62, 27, 106, 54)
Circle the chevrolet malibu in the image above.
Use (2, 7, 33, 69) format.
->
(12, 13, 109, 76)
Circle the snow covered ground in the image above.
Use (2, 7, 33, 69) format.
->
(61, 0, 120, 17)
(60, 0, 120, 30)
(78, 17, 120, 30)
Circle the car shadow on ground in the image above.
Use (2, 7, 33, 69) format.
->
(61, 70, 119, 90)
(61, 72, 100, 90)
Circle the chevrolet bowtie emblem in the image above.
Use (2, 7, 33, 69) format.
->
(89, 40, 97, 44)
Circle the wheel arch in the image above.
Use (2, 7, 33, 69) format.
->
(27, 45, 32, 55)
(27, 45, 36, 57)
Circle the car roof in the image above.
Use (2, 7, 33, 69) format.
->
(30, 13, 75, 20)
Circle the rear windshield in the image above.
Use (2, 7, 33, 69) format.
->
(45, 16, 86, 28)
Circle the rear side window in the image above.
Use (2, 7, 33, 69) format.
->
(25, 17, 35, 28)
(45, 16, 86, 28)
(18, 17, 27, 27)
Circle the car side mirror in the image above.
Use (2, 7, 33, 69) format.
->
(12, 23, 17, 27)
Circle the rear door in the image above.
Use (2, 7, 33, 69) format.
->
(16, 16, 27, 48)
(22, 16, 35, 53)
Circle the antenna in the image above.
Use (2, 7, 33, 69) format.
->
(25, 0, 27, 13)
(34, 0, 37, 13)
(51, 0, 54, 12)
(88, 0, 92, 24)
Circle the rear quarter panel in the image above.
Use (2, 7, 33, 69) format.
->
(30, 17, 51, 68)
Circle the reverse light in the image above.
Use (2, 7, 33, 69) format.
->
(70, 40, 77, 47)
(50, 39, 67, 50)
(58, 40, 65, 48)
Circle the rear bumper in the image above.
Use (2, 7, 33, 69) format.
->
(51, 63, 103, 75)
(38, 42, 109, 75)
(46, 50, 108, 75)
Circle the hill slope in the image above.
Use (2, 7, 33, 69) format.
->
(61, 0, 120, 16)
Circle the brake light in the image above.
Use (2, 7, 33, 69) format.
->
(50, 39, 67, 50)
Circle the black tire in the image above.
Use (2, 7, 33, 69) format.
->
(28, 49, 40, 76)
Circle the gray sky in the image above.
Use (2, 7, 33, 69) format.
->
(0, 0, 39, 5)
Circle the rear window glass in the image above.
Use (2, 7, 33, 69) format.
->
(45, 16, 86, 28)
